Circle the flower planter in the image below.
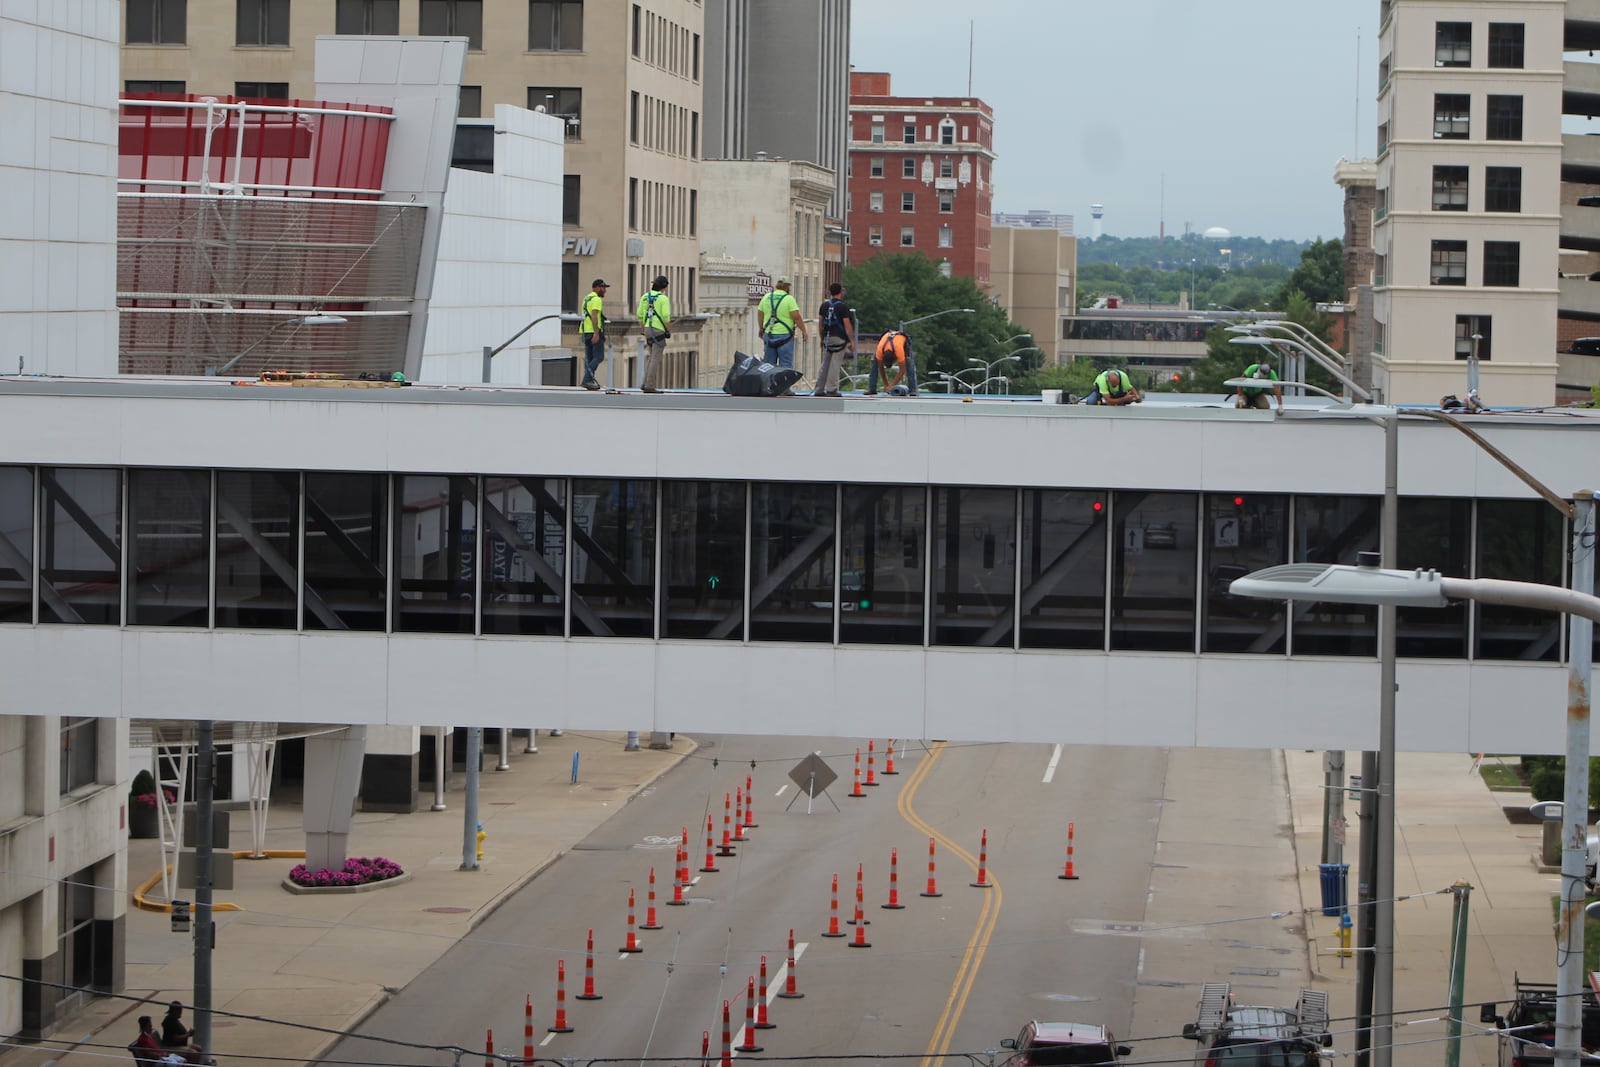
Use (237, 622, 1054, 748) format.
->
(128, 799, 160, 839)
(281, 870, 411, 895)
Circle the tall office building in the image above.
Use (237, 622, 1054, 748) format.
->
(1373, 1, 1562, 405)
(120, 1, 706, 322)
(846, 71, 996, 285)
(704, 0, 848, 210)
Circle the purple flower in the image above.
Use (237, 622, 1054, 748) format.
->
(288, 855, 405, 888)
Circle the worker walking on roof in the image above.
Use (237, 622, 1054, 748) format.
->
(637, 274, 671, 393)
(579, 278, 608, 390)
(1082, 368, 1142, 406)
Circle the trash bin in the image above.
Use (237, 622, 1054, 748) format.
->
(1318, 862, 1349, 917)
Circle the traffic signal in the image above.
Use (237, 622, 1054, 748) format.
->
(1232, 495, 1245, 507)
(1091, 499, 1105, 515)
(1171, 374, 1182, 384)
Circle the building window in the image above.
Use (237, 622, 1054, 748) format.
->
(629, 90, 639, 142)
(938, 225, 953, 248)
(1486, 95, 1523, 140)
(529, 0, 583, 50)
(1431, 165, 1468, 211)
(868, 225, 883, 246)
(1455, 315, 1492, 360)
(901, 191, 915, 212)
(1375, 187, 1388, 219)
(126, 79, 186, 94)
(1483, 240, 1520, 286)
(938, 190, 954, 213)
(1435, 21, 1471, 66)
(60, 718, 98, 794)
(1430, 239, 1467, 285)
(903, 123, 916, 144)
(901, 157, 915, 179)
(450, 123, 493, 171)
(693, 33, 700, 80)
(420, 0, 483, 49)
(689, 189, 697, 236)
(631, 4, 640, 55)
(940, 121, 955, 145)
(869, 157, 884, 178)
(869, 191, 883, 213)
(1433, 94, 1470, 139)
(235, 0, 288, 45)
(628, 176, 637, 229)
(900, 226, 915, 247)
(127, 0, 186, 43)
(235, 81, 288, 99)
(1488, 23, 1524, 68)
(528, 87, 582, 139)
(1377, 121, 1390, 155)
(563, 174, 580, 225)
(335, 0, 398, 33)
(1374, 253, 1387, 286)
(457, 85, 481, 118)
(1485, 166, 1521, 212)
(939, 158, 953, 178)
(870, 123, 884, 144)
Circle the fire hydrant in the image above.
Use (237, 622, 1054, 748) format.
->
(1337, 911, 1353, 958)
(476, 822, 486, 862)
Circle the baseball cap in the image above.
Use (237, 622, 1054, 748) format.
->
(592, 278, 609, 288)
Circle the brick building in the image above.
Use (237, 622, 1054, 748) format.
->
(846, 72, 995, 284)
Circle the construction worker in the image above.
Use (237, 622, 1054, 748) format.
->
(813, 282, 854, 396)
(758, 279, 808, 370)
(1083, 368, 1142, 406)
(579, 278, 608, 390)
(636, 274, 670, 393)
(866, 330, 918, 396)
(1236, 361, 1282, 410)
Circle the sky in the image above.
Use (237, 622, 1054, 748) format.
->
(849, 0, 1376, 242)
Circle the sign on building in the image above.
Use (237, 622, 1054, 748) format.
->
(747, 270, 773, 301)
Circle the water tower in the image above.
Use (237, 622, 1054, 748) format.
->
(1090, 203, 1105, 240)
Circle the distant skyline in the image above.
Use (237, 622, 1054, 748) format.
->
(849, 0, 1376, 242)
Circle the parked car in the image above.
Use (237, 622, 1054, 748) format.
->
(1182, 983, 1330, 1067)
(1000, 1021, 1131, 1067)
(1570, 338, 1600, 356)
(1145, 522, 1178, 549)
(1480, 975, 1600, 1067)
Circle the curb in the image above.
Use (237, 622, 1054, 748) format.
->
(295, 735, 698, 1067)
(281, 870, 413, 895)
(464, 735, 699, 932)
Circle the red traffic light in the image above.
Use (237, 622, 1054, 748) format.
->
(1232, 496, 1245, 507)
(1170, 374, 1181, 383)
(1091, 500, 1104, 513)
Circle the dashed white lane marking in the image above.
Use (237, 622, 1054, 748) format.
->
(1042, 744, 1063, 784)
(775, 783, 790, 798)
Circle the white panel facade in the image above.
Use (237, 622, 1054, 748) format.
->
(423, 104, 565, 385)
(0, 1, 119, 378)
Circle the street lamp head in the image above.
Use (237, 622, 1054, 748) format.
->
(1228, 561, 1450, 608)
(300, 314, 347, 326)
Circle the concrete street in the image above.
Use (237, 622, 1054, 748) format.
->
(0, 739, 1564, 1067)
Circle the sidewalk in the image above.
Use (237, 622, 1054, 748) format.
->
(1285, 751, 1559, 1067)
(7, 732, 690, 1067)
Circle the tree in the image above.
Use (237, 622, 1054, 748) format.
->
(1276, 237, 1344, 305)
(841, 253, 1033, 380)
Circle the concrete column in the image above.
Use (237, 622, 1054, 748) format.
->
(302, 726, 367, 871)
(360, 725, 419, 813)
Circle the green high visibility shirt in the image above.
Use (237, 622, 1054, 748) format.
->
(580, 291, 605, 336)
(1094, 369, 1133, 398)
(638, 290, 672, 329)
(1242, 363, 1280, 396)
(760, 291, 801, 336)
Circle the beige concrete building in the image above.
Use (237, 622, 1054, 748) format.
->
(120, 0, 706, 360)
(990, 227, 1076, 367)
(698, 157, 833, 382)
(1372, 0, 1563, 406)
(697, 251, 762, 387)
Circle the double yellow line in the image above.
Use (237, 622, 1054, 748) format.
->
(895, 743, 1003, 1067)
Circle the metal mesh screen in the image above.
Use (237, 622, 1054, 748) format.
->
(117, 194, 422, 377)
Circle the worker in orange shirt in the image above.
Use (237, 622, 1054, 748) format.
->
(865, 330, 918, 397)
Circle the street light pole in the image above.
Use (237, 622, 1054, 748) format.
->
(1372, 415, 1397, 1067)
(482, 313, 581, 384)
(1558, 491, 1595, 1067)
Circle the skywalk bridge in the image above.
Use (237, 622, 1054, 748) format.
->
(0, 376, 1594, 757)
